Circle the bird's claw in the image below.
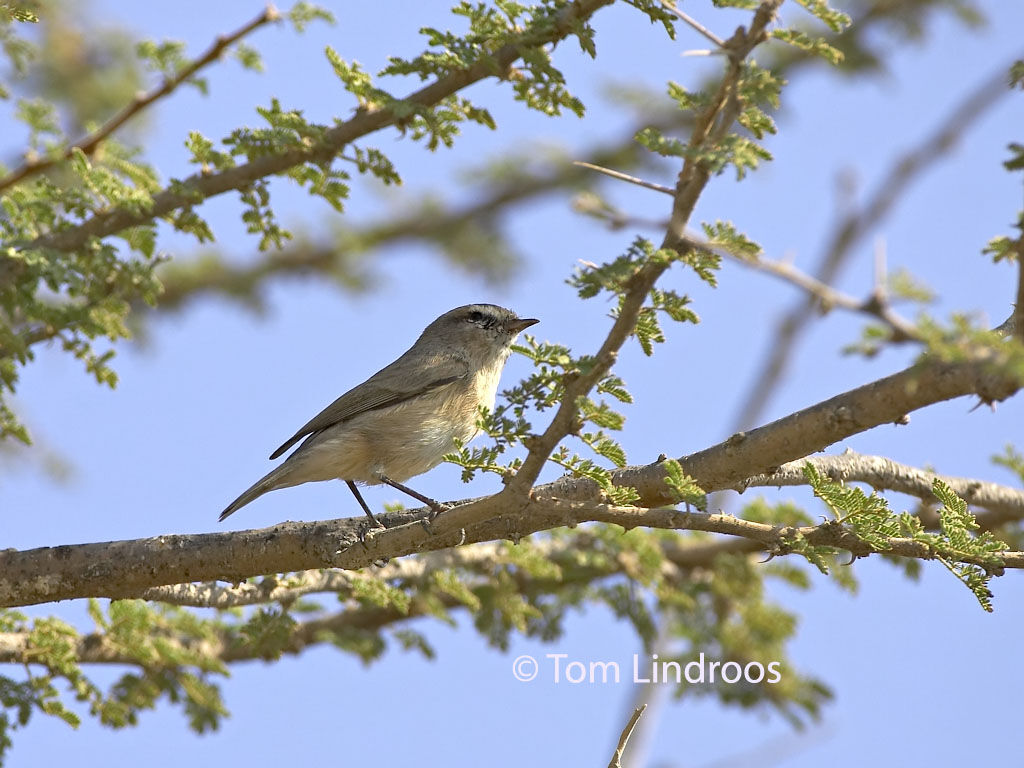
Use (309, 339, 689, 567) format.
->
(358, 518, 387, 545)
(428, 500, 451, 517)
(419, 500, 452, 534)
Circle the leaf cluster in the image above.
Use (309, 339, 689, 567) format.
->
(0, 599, 231, 759)
(634, 61, 783, 180)
(802, 465, 1008, 611)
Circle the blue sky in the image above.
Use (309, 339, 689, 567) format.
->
(3, 0, 1024, 765)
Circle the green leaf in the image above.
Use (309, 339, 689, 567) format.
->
(233, 43, 264, 73)
(1010, 60, 1024, 89)
(930, 479, 1007, 612)
(771, 28, 843, 65)
(634, 126, 687, 158)
(1003, 142, 1024, 172)
(237, 609, 298, 660)
(792, 0, 852, 32)
(992, 444, 1024, 484)
(287, 2, 336, 32)
(661, 458, 707, 510)
(702, 220, 762, 259)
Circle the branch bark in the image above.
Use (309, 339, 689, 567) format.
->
(2, 348, 1019, 608)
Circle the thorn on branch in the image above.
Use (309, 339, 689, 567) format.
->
(572, 161, 674, 195)
(660, 0, 727, 50)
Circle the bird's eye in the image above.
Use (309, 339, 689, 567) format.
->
(467, 310, 484, 323)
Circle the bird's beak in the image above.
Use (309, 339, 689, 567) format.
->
(508, 317, 539, 334)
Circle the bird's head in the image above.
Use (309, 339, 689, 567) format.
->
(421, 304, 539, 362)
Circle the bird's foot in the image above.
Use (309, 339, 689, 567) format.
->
(418, 500, 453, 534)
(358, 517, 388, 545)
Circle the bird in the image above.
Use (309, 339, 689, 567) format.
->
(219, 303, 538, 527)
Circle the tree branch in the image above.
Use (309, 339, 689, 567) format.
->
(138, 544, 511, 608)
(686, 231, 922, 343)
(744, 450, 1024, 525)
(607, 705, 647, 768)
(0, 535, 707, 664)
(0, 5, 281, 194)
(733, 53, 1021, 431)
(0, 593, 459, 666)
(2, 340, 1019, 608)
(502, 0, 783, 504)
(17, 492, 1020, 607)
(2, 0, 955, 331)
(573, 160, 675, 195)
(6, 0, 615, 262)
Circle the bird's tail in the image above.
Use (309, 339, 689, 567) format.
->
(219, 463, 299, 522)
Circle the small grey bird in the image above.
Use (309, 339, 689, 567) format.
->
(219, 304, 538, 526)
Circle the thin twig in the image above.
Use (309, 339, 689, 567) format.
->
(573, 161, 675, 195)
(872, 236, 888, 301)
(608, 705, 647, 768)
(13, 0, 616, 258)
(569, 199, 922, 340)
(732, 53, 1022, 432)
(681, 230, 922, 343)
(0, 5, 281, 194)
(504, 0, 783, 500)
(661, 0, 726, 49)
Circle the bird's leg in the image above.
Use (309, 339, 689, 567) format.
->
(374, 473, 449, 527)
(346, 480, 386, 530)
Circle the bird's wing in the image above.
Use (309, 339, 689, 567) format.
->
(268, 355, 469, 460)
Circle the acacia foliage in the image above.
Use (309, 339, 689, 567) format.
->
(0, 0, 1022, 760)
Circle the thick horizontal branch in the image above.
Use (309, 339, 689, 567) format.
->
(551, 353, 1021, 508)
(745, 450, 1024, 526)
(2, 344, 1020, 608)
(4, 489, 1022, 613)
(0, 535, 695, 664)
(4, 494, 1021, 667)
